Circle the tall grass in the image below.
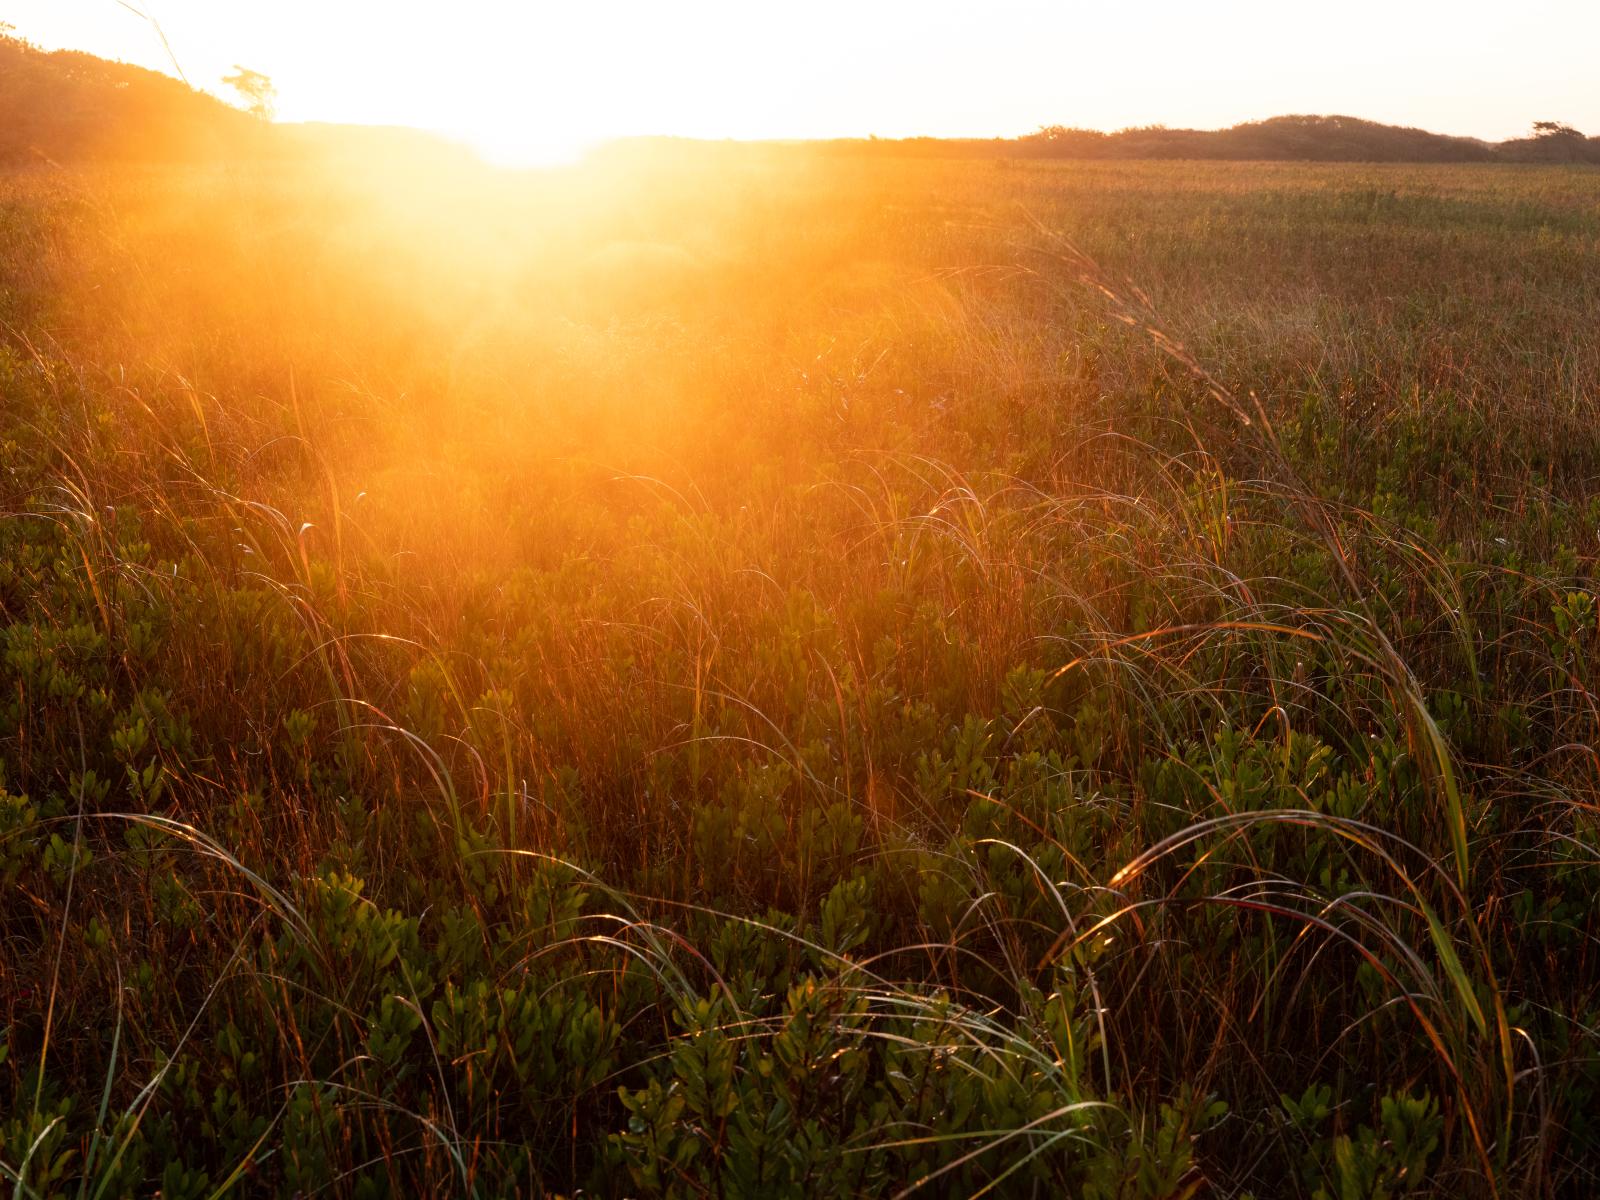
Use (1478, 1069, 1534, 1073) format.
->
(0, 152, 1597, 1195)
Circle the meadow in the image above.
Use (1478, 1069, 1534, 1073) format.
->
(1, 150, 1598, 1197)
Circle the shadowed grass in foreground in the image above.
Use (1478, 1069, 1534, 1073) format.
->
(1, 153, 1598, 1196)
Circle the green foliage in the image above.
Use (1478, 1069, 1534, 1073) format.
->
(1284, 1088, 1444, 1200)
(1, 152, 1597, 1196)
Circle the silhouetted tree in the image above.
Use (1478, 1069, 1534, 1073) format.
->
(222, 65, 276, 120)
(1520, 120, 1590, 162)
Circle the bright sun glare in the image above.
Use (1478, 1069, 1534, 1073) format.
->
(9, 0, 1600, 159)
(458, 127, 599, 169)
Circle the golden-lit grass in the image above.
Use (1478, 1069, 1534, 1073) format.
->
(1, 150, 1598, 1196)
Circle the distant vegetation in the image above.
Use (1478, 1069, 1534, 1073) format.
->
(1014, 114, 1600, 163)
(4, 30, 1599, 167)
(790, 114, 1600, 165)
(2, 31, 1600, 1200)
(0, 30, 259, 163)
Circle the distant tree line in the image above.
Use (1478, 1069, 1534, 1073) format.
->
(819, 115, 1600, 165)
(2, 29, 1597, 168)
(1014, 114, 1600, 164)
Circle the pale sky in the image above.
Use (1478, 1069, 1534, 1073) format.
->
(8, 0, 1600, 164)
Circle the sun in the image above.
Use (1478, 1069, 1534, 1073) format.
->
(453, 123, 602, 169)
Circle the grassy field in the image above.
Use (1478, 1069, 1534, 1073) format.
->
(1, 152, 1598, 1197)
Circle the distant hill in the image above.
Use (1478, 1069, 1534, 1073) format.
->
(0, 31, 263, 163)
(0, 32, 480, 170)
(1012, 114, 1600, 164)
(786, 114, 1600, 164)
(3, 30, 1598, 168)
(1018, 114, 1502, 162)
